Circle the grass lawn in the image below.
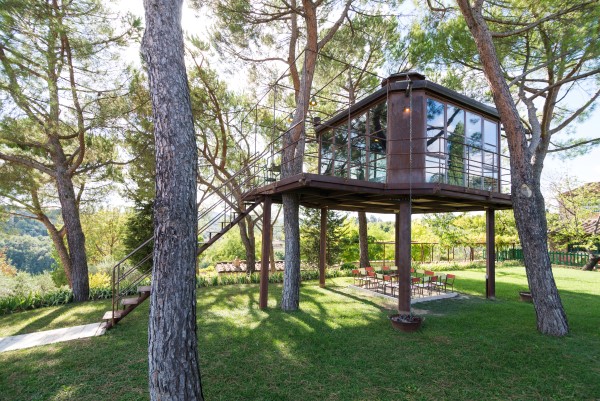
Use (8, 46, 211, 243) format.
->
(1, 266, 599, 400)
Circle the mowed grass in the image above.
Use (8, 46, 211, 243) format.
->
(0, 266, 599, 400)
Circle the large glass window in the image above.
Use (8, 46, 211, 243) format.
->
(425, 98, 500, 192)
(319, 101, 387, 183)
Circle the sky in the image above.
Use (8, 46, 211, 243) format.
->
(115, 1, 600, 203)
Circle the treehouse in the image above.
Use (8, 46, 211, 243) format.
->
(246, 72, 512, 313)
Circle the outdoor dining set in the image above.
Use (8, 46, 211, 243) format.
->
(351, 266, 455, 298)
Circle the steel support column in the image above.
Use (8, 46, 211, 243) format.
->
(259, 196, 272, 309)
(486, 208, 496, 299)
(319, 207, 327, 288)
(396, 199, 412, 314)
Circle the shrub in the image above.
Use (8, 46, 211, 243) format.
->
(51, 264, 69, 287)
(89, 272, 111, 289)
(340, 262, 356, 270)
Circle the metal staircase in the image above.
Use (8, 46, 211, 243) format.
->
(102, 134, 284, 329)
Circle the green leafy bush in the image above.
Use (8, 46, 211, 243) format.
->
(340, 262, 356, 270)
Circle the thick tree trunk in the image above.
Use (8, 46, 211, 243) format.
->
(457, 0, 569, 336)
(41, 218, 72, 287)
(513, 183, 569, 334)
(582, 252, 600, 271)
(281, 193, 301, 311)
(142, 0, 204, 399)
(49, 137, 89, 301)
(358, 211, 370, 267)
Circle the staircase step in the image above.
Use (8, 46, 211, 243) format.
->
(138, 285, 151, 293)
(102, 310, 126, 320)
(121, 297, 143, 306)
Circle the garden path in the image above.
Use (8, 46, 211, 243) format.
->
(0, 322, 105, 353)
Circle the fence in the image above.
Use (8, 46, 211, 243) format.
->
(495, 248, 594, 268)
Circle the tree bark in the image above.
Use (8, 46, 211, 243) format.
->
(142, 0, 204, 399)
(49, 136, 89, 301)
(239, 217, 256, 274)
(358, 211, 370, 267)
(281, 193, 301, 311)
(457, 0, 569, 336)
(582, 252, 600, 271)
(41, 217, 72, 287)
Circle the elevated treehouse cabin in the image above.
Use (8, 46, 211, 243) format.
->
(246, 72, 512, 313)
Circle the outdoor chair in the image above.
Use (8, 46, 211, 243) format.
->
(358, 268, 368, 286)
(427, 275, 438, 295)
(376, 273, 386, 293)
(352, 269, 361, 286)
(415, 274, 431, 294)
(432, 273, 447, 293)
(383, 275, 398, 296)
(445, 274, 456, 292)
(366, 271, 377, 289)
(411, 276, 422, 296)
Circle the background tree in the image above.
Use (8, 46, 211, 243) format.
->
(313, 13, 402, 268)
(187, 47, 263, 273)
(142, 0, 204, 398)
(119, 71, 156, 273)
(547, 178, 600, 270)
(202, 0, 359, 310)
(300, 207, 348, 266)
(425, 0, 600, 336)
(0, 0, 139, 301)
(80, 208, 129, 265)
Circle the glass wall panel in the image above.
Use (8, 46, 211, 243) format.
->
(483, 120, 498, 151)
(446, 105, 465, 186)
(426, 155, 446, 183)
(318, 100, 387, 183)
(426, 99, 445, 183)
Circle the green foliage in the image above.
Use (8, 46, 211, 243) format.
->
(548, 178, 600, 252)
(300, 207, 348, 265)
(80, 208, 130, 264)
(340, 262, 356, 270)
(123, 200, 154, 273)
(50, 263, 69, 287)
(0, 235, 54, 274)
(196, 268, 352, 288)
(0, 289, 73, 315)
(200, 228, 247, 264)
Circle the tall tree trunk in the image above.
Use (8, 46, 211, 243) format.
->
(457, 0, 568, 336)
(358, 211, 370, 267)
(143, 0, 204, 399)
(281, 193, 301, 310)
(33, 189, 73, 287)
(279, 0, 319, 312)
(49, 136, 89, 301)
(239, 217, 256, 274)
(41, 217, 72, 287)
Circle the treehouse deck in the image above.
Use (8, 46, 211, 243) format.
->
(244, 172, 512, 214)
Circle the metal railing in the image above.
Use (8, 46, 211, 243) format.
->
(110, 121, 309, 323)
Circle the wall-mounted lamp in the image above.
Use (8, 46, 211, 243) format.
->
(288, 112, 294, 122)
(404, 106, 411, 113)
(309, 96, 318, 107)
